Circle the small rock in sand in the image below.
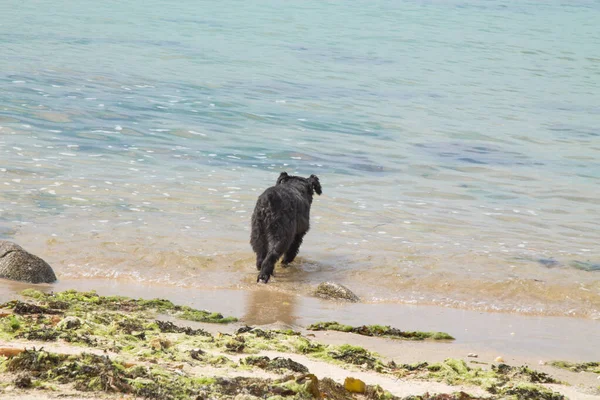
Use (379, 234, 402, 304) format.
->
(314, 282, 360, 302)
(468, 353, 478, 358)
(495, 356, 505, 363)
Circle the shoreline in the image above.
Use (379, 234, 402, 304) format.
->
(0, 286, 598, 399)
(1, 277, 599, 363)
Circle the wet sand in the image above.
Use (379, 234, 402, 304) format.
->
(1, 277, 599, 363)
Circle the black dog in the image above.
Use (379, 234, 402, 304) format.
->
(250, 172, 322, 283)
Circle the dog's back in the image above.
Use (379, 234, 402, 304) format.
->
(250, 172, 322, 283)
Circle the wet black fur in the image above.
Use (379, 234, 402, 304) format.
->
(250, 172, 322, 283)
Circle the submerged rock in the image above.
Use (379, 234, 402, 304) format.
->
(0, 241, 57, 284)
(314, 282, 360, 302)
(570, 260, 600, 272)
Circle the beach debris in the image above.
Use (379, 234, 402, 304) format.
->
(155, 319, 211, 336)
(0, 240, 57, 283)
(243, 355, 309, 373)
(0, 347, 25, 358)
(495, 356, 505, 363)
(327, 344, 379, 369)
(17, 327, 60, 341)
(307, 321, 455, 341)
(390, 358, 563, 398)
(344, 377, 366, 393)
(12, 301, 62, 315)
(225, 336, 246, 353)
(468, 353, 478, 358)
(549, 360, 600, 374)
(539, 360, 546, 365)
(190, 348, 205, 360)
(314, 282, 360, 302)
(0, 289, 574, 400)
(15, 288, 238, 324)
(13, 373, 33, 389)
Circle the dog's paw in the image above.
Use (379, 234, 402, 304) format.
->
(257, 273, 270, 284)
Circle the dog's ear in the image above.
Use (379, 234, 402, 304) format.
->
(276, 172, 289, 185)
(309, 174, 322, 195)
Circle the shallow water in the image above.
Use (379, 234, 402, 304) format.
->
(1, 0, 599, 318)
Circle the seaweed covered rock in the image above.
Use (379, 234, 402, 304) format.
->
(314, 282, 360, 302)
(308, 321, 455, 341)
(0, 241, 57, 283)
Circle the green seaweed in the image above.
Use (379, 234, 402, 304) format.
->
(325, 344, 381, 369)
(390, 359, 563, 398)
(6, 348, 63, 373)
(242, 355, 309, 373)
(501, 382, 565, 400)
(3, 349, 314, 399)
(155, 319, 211, 336)
(5, 315, 21, 332)
(0, 291, 579, 400)
(402, 394, 489, 400)
(17, 289, 238, 324)
(550, 360, 600, 374)
(307, 321, 455, 341)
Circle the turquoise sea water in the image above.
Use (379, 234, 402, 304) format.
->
(1, 0, 599, 318)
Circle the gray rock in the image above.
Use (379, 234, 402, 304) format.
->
(0, 241, 57, 283)
(314, 282, 360, 302)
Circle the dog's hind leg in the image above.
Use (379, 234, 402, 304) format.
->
(255, 247, 267, 271)
(257, 235, 292, 283)
(257, 250, 281, 283)
(282, 233, 304, 265)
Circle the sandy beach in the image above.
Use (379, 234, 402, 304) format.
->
(0, 281, 599, 399)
